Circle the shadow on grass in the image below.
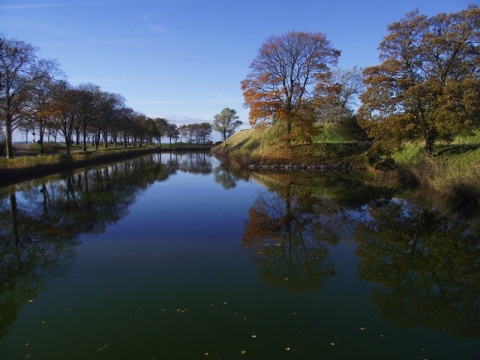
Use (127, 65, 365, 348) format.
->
(435, 144, 480, 156)
(293, 142, 371, 159)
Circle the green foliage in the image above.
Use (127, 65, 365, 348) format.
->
(213, 108, 242, 141)
(314, 123, 345, 142)
(315, 117, 369, 143)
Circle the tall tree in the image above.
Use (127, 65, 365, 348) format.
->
(213, 107, 242, 141)
(359, 6, 480, 156)
(165, 123, 179, 147)
(241, 31, 340, 144)
(94, 91, 125, 149)
(111, 106, 134, 148)
(0, 36, 58, 158)
(197, 122, 212, 144)
(29, 72, 61, 152)
(49, 81, 79, 155)
(76, 83, 102, 151)
(154, 118, 168, 146)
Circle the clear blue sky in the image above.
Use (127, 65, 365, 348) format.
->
(0, 0, 476, 134)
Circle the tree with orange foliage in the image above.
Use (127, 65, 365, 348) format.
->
(241, 31, 340, 144)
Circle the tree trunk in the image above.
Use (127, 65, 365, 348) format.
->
(5, 114, 14, 159)
(82, 123, 88, 151)
(65, 137, 71, 155)
(424, 129, 435, 155)
(39, 122, 45, 153)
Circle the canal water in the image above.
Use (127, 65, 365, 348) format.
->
(0, 152, 479, 359)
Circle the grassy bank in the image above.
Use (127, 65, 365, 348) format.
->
(392, 132, 480, 203)
(211, 124, 370, 169)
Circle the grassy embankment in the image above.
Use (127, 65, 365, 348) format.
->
(392, 132, 480, 201)
(0, 142, 213, 186)
(212, 123, 480, 201)
(211, 123, 371, 169)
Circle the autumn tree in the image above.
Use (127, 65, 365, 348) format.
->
(165, 122, 179, 146)
(76, 83, 101, 151)
(154, 118, 168, 147)
(241, 31, 340, 144)
(111, 106, 134, 148)
(359, 6, 480, 157)
(93, 91, 125, 149)
(29, 74, 57, 152)
(198, 122, 213, 144)
(213, 107, 242, 141)
(144, 117, 159, 145)
(49, 81, 79, 155)
(0, 36, 58, 158)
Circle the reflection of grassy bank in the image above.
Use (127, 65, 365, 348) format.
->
(1, 143, 214, 187)
(213, 126, 480, 205)
(0, 146, 159, 186)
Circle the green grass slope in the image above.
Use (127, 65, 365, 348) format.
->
(211, 124, 370, 169)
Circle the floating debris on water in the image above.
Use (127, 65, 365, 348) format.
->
(97, 343, 111, 352)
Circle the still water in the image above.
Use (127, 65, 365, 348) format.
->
(0, 152, 479, 360)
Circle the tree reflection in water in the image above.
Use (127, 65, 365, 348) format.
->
(241, 170, 480, 338)
(241, 171, 389, 293)
(356, 198, 480, 337)
(0, 154, 173, 340)
(242, 189, 337, 293)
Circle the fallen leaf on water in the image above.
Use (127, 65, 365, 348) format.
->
(97, 343, 111, 352)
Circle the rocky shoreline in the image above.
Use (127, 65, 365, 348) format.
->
(247, 162, 365, 171)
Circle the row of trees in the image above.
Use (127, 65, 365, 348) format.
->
(0, 36, 229, 159)
(242, 5, 480, 158)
